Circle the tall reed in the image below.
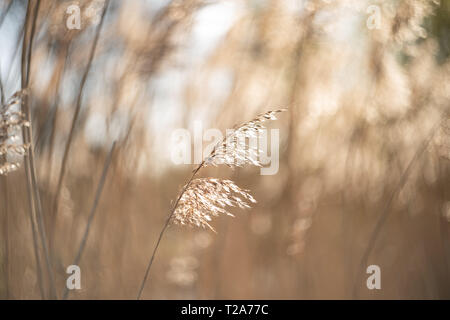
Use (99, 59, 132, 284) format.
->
(137, 109, 286, 299)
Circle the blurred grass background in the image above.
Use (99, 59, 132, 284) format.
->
(0, 0, 450, 299)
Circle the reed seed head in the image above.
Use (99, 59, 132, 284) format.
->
(171, 178, 257, 232)
(0, 90, 30, 175)
(172, 109, 286, 232)
(204, 109, 286, 167)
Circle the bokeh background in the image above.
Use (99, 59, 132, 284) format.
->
(0, 0, 450, 299)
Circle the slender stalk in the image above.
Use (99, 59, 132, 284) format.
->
(4, 57, 44, 298)
(1, 159, 9, 298)
(0, 68, 4, 106)
(438, 156, 450, 295)
(137, 163, 204, 299)
(352, 117, 445, 298)
(50, 0, 110, 243)
(25, 179, 46, 299)
(0, 0, 13, 29)
(62, 141, 116, 300)
(20, 0, 54, 299)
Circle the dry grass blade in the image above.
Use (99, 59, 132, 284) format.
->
(352, 116, 446, 298)
(51, 0, 110, 243)
(62, 141, 117, 300)
(20, 0, 57, 299)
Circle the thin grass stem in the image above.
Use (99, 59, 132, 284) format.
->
(62, 141, 116, 300)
